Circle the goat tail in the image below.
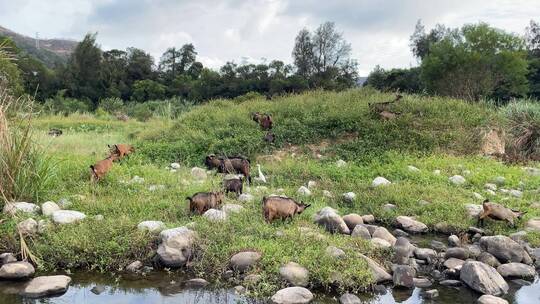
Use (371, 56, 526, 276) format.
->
(185, 196, 192, 202)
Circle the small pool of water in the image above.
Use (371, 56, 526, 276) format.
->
(1, 271, 539, 304)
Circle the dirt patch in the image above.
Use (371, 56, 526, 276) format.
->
(480, 128, 505, 156)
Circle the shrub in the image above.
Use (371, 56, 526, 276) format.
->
(43, 91, 91, 115)
(98, 97, 124, 114)
(501, 100, 540, 159)
(129, 103, 153, 122)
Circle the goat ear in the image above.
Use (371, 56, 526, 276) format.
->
(108, 144, 111, 148)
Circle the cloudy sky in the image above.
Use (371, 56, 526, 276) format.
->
(1, 0, 539, 75)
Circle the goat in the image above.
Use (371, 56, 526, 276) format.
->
(477, 199, 526, 228)
(368, 94, 403, 113)
(48, 128, 63, 137)
(263, 131, 275, 143)
(186, 191, 224, 215)
(205, 155, 252, 184)
(223, 177, 243, 196)
(109, 144, 135, 160)
(90, 154, 119, 182)
(262, 196, 311, 223)
(251, 112, 273, 130)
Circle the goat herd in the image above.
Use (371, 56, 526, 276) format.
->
(88, 112, 310, 223)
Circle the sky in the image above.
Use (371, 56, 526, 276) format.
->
(1, 0, 539, 76)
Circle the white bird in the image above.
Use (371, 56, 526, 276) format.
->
(254, 164, 267, 183)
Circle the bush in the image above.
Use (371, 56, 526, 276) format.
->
(501, 100, 540, 159)
(98, 97, 124, 114)
(43, 91, 91, 115)
(129, 103, 153, 122)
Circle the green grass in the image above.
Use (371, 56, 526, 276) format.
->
(0, 88, 539, 297)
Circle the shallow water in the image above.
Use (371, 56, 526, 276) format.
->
(1, 271, 539, 304)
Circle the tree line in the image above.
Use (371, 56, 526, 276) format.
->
(365, 20, 540, 103)
(0, 21, 359, 110)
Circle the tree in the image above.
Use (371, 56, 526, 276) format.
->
(131, 79, 165, 102)
(292, 29, 314, 78)
(409, 20, 449, 60)
(178, 43, 197, 74)
(312, 22, 352, 75)
(159, 47, 181, 81)
(525, 20, 540, 98)
(101, 49, 128, 98)
(365, 65, 423, 93)
(420, 23, 528, 102)
(0, 37, 24, 96)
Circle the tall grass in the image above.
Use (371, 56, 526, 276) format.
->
(502, 100, 540, 160)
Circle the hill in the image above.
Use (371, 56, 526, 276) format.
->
(0, 25, 77, 67)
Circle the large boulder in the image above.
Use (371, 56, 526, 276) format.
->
(444, 258, 465, 271)
(313, 207, 350, 234)
(393, 265, 415, 288)
(0, 253, 17, 265)
(156, 227, 196, 268)
(0, 261, 35, 279)
(271, 287, 313, 304)
(342, 214, 363, 231)
(449, 175, 466, 185)
(361, 214, 375, 224)
(339, 293, 361, 304)
(496, 263, 535, 279)
(359, 254, 391, 283)
(477, 252, 501, 268)
(395, 216, 428, 233)
(393, 237, 413, 265)
(51, 210, 86, 224)
(230, 251, 262, 272)
(203, 209, 227, 222)
(372, 177, 391, 187)
(325, 246, 346, 259)
(3, 202, 40, 215)
(351, 225, 371, 240)
(414, 248, 437, 261)
(41, 201, 60, 217)
(371, 238, 391, 249)
(459, 261, 509, 296)
(479, 235, 531, 264)
(372, 227, 396, 246)
(17, 218, 38, 235)
(526, 218, 540, 232)
(477, 295, 509, 304)
(21, 275, 72, 298)
(137, 221, 166, 233)
(445, 247, 469, 260)
(279, 262, 309, 287)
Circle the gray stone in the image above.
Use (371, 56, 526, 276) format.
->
(526, 218, 540, 232)
(393, 229, 409, 238)
(203, 209, 228, 222)
(496, 263, 535, 279)
(271, 287, 313, 304)
(510, 230, 528, 242)
(238, 193, 254, 202)
(37, 220, 49, 234)
(0, 253, 17, 265)
(361, 214, 375, 224)
(449, 175, 466, 185)
(170, 162, 180, 169)
(336, 159, 347, 167)
(466, 204, 483, 218)
(17, 218, 38, 235)
(3, 202, 40, 215)
(325, 246, 346, 259)
(439, 280, 462, 287)
(297, 186, 311, 196)
(351, 225, 371, 240)
(370, 238, 391, 249)
(125, 260, 143, 273)
(509, 189, 523, 198)
(372, 176, 391, 187)
(342, 192, 356, 203)
(408, 165, 420, 173)
(445, 247, 469, 260)
(473, 192, 485, 200)
(372, 227, 396, 245)
(414, 278, 432, 288)
(280, 262, 309, 287)
(477, 295, 509, 304)
(467, 244, 482, 259)
(157, 227, 196, 268)
(460, 261, 509, 296)
(222, 204, 244, 215)
(185, 278, 209, 287)
(383, 204, 397, 212)
(191, 167, 207, 180)
(444, 258, 465, 271)
(41, 201, 60, 216)
(485, 183, 498, 191)
(480, 235, 531, 264)
(493, 176, 506, 186)
(342, 214, 363, 231)
(22, 275, 72, 298)
(230, 251, 261, 272)
(313, 207, 350, 234)
(51, 210, 86, 224)
(322, 190, 333, 198)
(430, 240, 446, 252)
(448, 235, 461, 247)
(57, 198, 72, 208)
(393, 237, 413, 265)
(433, 170, 441, 175)
(234, 285, 246, 294)
(137, 221, 166, 233)
(393, 265, 415, 288)
(423, 289, 439, 299)
(339, 293, 361, 304)
(414, 248, 437, 261)
(90, 285, 105, 295)
(395, 216, 428, 233)
(244, 274, 262, 285)
(359, 254, 392, 283)
(0, 261, 35, 279)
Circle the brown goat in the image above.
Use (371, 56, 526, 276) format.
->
(262, 196, 311, 223)
(223, 177, 243, 196)
(205, 155, 252, 184)
(264, 131, 275, 143)
(90, 154, 119, 182)
(368, 94, 403, 113)
(477, 199, 525, 227)
(252, 112, 273, 130)
(109, 144, 135, 160)
(187, 191, 224, 215)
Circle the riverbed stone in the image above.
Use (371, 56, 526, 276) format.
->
(371, 238, 392, 248)
(496, 263, 535, 279)
(449, 175, 466, 185)
(230, 251, 261, 272)
(395, 216, 428, 233)
(297, 186, 311, 196)
(137, 220, 166, 233)
(203, 209, 228, 222)
(439, 279, 462, 287)
(0, 253, 17, 265)
(41, 201, 60, 216)
(271, 287, 313, 304)
(90, 285, 105, 295)
(372, 176, 391, 187)
(157, 227, 196, 268)
(372, 227, 396, 245)
(526, 218, 540, 232)
(477, 252, 501, 268)
(339, 293, 361, 304)
(191, 167, 207, 180)
(444, 258, 465, 271)
(430, 240, 446, 252)
(480, 235, 531, 264)
(393, 237, 413, 265)
(413, 278, 432, 288)
(414, 248, 437, 261)
(342, 192, 356, 203)
(0, 261, 35, 279)
(393, 229, 409, 238)
(3, 202, 40, 215)
(325, 246, 346, 259)
(477, 295, 509, 304)
(125, 260, 143, 273)
(359, 254, 392, 283)
(423, 289, 439, 299)
(393, 265, 415, 288)
(22, 275, 72, 298)
(342, 214, 363, 231)
(465, 204, 483, 218)
(351, 225, 371, 239)
(185, 278, 209, 287)
(361, 214, 375, 224)
(280, 262, 309, 287)
(445, 247, 469, 260)
(448, 235, 461, 247)
(460, 261, 509, 296)
(382, 204, 397, 212)
(238, 193, 254, 202)
(51, 210, 86, 224)
(313, 207, 350, 234)
(17, 218, 38, 235)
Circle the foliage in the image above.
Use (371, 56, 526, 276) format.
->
(0, 38, 24, 96)
(502, 100, 540, 159)
(364, 65, 423, 93)
(131, 79, 166, 102)
(526, 20, 540, 99)
(98, 97, 124, 114)
(42, 90, 91, 115)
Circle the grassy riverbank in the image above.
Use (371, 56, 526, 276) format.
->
(1, 88, 539, 295)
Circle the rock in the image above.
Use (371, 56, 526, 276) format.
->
(234, 285, 246, 294)
(393, 229, 409, 238)
(125, 260, 143, 273)
(361, 214, 375, 224)
(480, 235, 531, 264)
(448, 235, 461, 247)
(395, 216, 428, 233)
(383, 204, 396, 212)
(371, 238, 391, 248)
(322, 190, 333, 198)
(307, 181, 317, 189)
(351, 225, 371, 240)
(191, 167, 207, 180)
(157, 227, 196, 268)
(129, 175, 145, 184)
(185, 278, 209, 287)
(359, 254, 392, 283)
(510, 231, 528, 242)
(473, 192, 485, 200)
(393, 265, 415, 288)
(414, 248, 437, 261)
(313, 207, 350, 234)
(230, 251, 261, 272)
(325, 246, 346, 259)
(51, 210, 86, 224)
(430, 240, 446, 252)
(467, 244, 482, 259)
(433, 170, 441, 175)
(496, 263, 535, 279)
(493, 176, 506, 186)
(372, 227, 396, 246)
(445, 247, 469, 260)
(440, 280, 462, 287)
(41, 201, 60, 216)
(238, 193, 254, 202)
(423, 289, 439, 299)
(486, 189, 497, 196)
(418, 199, 431, 206)
(339, 293, 361, 304)
(485, 183, 498, 191)
(478, 252, 501, 268)
(3, 202, 40, 215)
(222, 204, 244, 215)
(94, 214, 104, 221)
(526, 218, 540, 232)
(37, 220, 49, 234)
(434, 222, 451, 234)
(336, 159, 347, 167)
(57, 198, 72, 208)
(170, 162, 180, 169)
(22, 275, 72, 298)
(244, 274, 262, 285)
(297, 186, 311, 196)
(444, 258, 465, 271)
(449, 175, 466, 185)
(407, 165, 420, 173)
(477, 295, 509, 304)
(0, 253, 17, 265)
(17, 218, 38, 235)
(342, 214, 363, 231)
(271, 286, 313, 304)
(342, 192, 356, 203)
(509, 189, 523, 198)
(203, 209, 227, 222)
(393, 237, 413, 265)
(137, 221, 166, 233)
(90, 285, 105, 295)
(148, 184, 165, 191)
(413, 278, 432, 288)
(0, 261, 35, 279)
(460, 261, 509, 296)
(372, 176, 391, 187)
(466, 204, 483, 218)
(280, 262, 309, 287)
